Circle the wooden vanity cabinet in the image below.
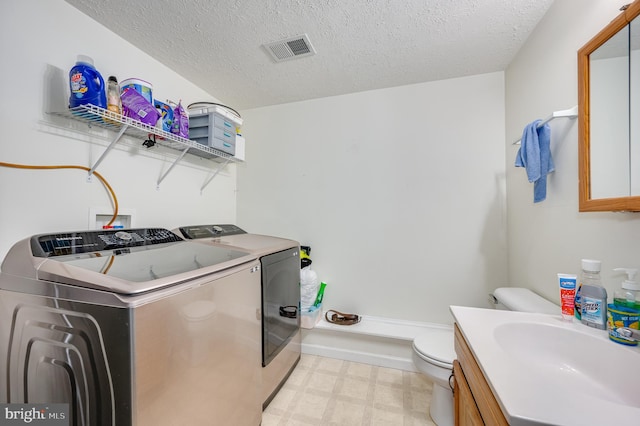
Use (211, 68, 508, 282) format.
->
(453, 324, 509, 426)
(453, 360, 483, 425)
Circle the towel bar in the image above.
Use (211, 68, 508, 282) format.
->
(512, 105, 578, 145)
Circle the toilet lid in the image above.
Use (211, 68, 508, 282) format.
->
(413, 329, 455, 365)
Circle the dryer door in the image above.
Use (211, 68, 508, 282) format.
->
(261, 247, 300, 366)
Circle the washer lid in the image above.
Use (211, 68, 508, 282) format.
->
(2, 228, 257, 295)
(413, 328, 455, 365)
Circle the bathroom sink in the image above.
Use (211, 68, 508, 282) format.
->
(494, 321, 640, 407)
(450, 306, 640, 426)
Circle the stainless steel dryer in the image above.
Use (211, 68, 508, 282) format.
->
(0, 228, 262, 426)
(176, 224, 301, 408)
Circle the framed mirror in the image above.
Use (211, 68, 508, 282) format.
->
(578, 1, 640, 211)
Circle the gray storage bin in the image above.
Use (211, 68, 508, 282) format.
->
(212, 115, 237, 132)
(192, 136, 235, 155)
(189, 111, 237, 155)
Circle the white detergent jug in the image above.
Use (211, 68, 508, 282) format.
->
(300, 266, 319, 311)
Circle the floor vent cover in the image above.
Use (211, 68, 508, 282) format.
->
(263, 34, 316, 62)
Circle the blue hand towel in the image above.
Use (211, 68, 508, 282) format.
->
(515, 120, 554, 203)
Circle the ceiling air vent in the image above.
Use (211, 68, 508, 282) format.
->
(263, 34, 316, 63)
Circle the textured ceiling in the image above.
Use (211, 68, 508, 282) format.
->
(64, 0, 555, 110)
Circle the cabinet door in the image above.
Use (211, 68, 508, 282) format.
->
(453, 360, 484, 426)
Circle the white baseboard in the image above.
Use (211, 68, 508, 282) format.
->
(300, 313, 453, 372)
(302, 342, 416, 371)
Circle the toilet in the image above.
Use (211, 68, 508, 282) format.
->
(411, 287, 559, 426)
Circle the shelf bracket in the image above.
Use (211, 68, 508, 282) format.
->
(200, 158, 232, 193)
(87, 124, 129, 180)
(156, 147, 190, 190)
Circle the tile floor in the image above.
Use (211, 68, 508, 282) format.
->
(262, 354, 437, 426)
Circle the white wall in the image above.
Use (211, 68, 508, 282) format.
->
(239, 73, 507, 324)
(0, 0, 237, 261)
(506, 0, 640, 305)
(9, 0, 635, 327)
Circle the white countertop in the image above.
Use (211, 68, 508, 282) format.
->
(450, 306, 640, 426)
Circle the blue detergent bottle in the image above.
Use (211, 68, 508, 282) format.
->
(69, 55, 106, 109)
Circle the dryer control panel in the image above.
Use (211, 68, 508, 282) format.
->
(31, 228, 183, 257)
(178, 224, 246, 239)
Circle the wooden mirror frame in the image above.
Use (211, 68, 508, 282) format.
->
(578, 0, 640, 211)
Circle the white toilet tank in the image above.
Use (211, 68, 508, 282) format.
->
(491, 287, 559, 315)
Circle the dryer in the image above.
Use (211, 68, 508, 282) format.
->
(176, 224, 301, 408)
(0, 228, 262, 426)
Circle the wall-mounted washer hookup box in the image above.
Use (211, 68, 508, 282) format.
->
(189, 110, 241, 156)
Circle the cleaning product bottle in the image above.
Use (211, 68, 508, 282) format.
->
(69, 55, 106, 109)
(106, 76, 122, 117)
(613, 268, 640, 310)
(579, 259, 608, 329)
(313, 282, 327, 308)
(581, 285, 608, 329)
(575, 259, 602, 320)
(300, 266, 319, 311)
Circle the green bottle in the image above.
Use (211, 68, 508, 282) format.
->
(314, 282, 327, 307)
(613, 268, 640, 311)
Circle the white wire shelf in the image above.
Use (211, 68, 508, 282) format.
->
(49, 104, 239, 190)
(51, 104, 238, 161)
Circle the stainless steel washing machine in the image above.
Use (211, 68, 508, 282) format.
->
(0, 228, 262, 426)
(175, 224, 301, 408)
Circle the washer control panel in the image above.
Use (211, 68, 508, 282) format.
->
(32, 228, 183, 257)
(178, 224, 246, 239)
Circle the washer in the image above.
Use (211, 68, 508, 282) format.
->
(176, 224, 301, 408)
(0, 228, 262, 426)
